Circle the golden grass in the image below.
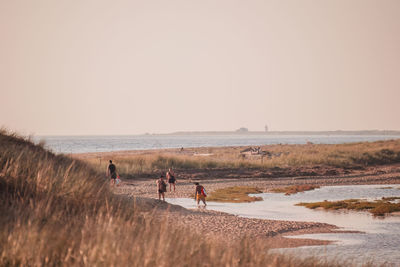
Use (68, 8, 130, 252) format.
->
(296, 198, 400, 216)
(77, 139, 400, 177)
(207, 186, 263, 203)
(0, 129, 351, 266)
(271, 185, 320, 195)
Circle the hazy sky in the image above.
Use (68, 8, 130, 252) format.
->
(1, 0, 399, 135)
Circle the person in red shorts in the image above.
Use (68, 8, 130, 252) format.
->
(194, 182, 207, 207)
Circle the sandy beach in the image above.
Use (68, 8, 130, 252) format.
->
(129, 197, 339, 248)
(71, 143, 400, 249)
(110, 158, 400, 248)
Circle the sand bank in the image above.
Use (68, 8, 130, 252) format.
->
(113, 177, 373, 248)
(83, 148, 400, 248)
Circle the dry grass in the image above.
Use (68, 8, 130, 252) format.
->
(77, 139, 400, 178)
(207, 186, 263, 203)
(271, 185, 320, 195)
(296, 198, 400, 216)
(0, 129, 352, 266)
(82, 154, 237, 178)
(381, 197, 400, 201)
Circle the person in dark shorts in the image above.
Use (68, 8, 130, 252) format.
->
(194, 182, 207, 206)
(107, 160, 118, 186)
(156, 175, 167, 201)
(166, 168, 176, 192)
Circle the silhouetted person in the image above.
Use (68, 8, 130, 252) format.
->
(166, 168, 176, 192)
(156, 175, 167, 201)
(107, 160, 118, 186)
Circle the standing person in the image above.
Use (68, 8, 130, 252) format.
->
(166, 168, 176, 192)
(107, 160, 118, 186)
(156, 175, 167, 201)
(194, 182, 207, 206)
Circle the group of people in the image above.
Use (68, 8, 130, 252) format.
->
(156, 171, 207, 206)
(108, 160, 207, 206)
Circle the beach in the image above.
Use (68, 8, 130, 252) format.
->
(3, 132, 400, 266)
(92, 147, 400, 249)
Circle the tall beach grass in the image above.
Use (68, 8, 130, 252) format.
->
(0, 130, 353, 266)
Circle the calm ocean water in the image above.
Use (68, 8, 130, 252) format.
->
(33, 134, 400, 154)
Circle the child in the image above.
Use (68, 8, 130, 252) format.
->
(194, 182, 207, 206)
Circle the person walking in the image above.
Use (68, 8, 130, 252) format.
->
(156, 175, 167, 201)
(166, 168, 176, 192)
(194, 182, 207, 206)
(107, 160, 118, 186)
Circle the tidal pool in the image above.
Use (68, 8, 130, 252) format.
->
(166, 184, 400, 266)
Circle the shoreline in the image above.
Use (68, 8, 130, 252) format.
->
(38, 130, 400, 137)
(79, 146, 400, 249)
(120, 194, 346, 249)
(115, 169, 400, 199)
(114, 174, 400, 249)
(41, 134, 400, 155)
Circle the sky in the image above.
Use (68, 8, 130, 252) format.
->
(1, 0, 399, 135)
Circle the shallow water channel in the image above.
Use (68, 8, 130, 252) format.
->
(166, 184, 400, 266)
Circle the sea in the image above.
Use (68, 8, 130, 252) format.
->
(33, 134, 400, 154)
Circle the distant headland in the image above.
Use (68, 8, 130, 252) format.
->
(164, 130, 400, 136)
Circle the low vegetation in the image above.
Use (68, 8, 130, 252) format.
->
(271, 185, 320, 195)
(207, 186, 263, 203)
(296, 197, 400, 216)
(1, 130, 349, 266)
(381, 196, 400, 201)
(77, 139, 400, 178)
